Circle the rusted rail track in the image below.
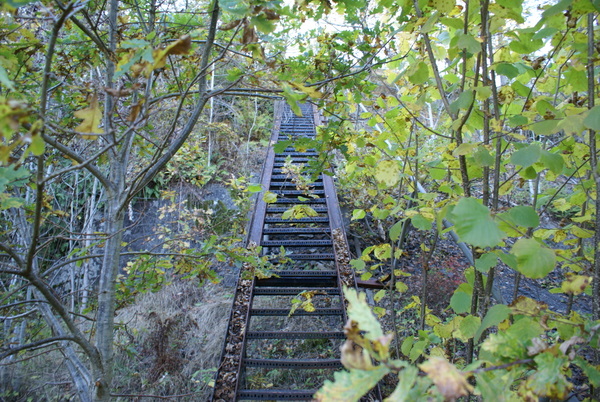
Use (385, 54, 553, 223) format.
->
(212, 101, 359, 401)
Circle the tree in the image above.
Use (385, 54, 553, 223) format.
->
(0, 0, 289, 399)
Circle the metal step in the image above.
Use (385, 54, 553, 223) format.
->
(246, 331, 345, 339)
(272, 198, 326, 204)
(274, 158, 311, 163)
(270, 174, 322, 181)
(264, 217, 329, 223)
(253, 287, 340, 296)
(261, 240, 333, 247)
(249, 308, 343, 316)
(256, 272, 338, 288)
(275, 152, 319, 157)
(265, 206, 328, 213)
(262, 227, 331, 234)
(287, 254, 335, 260)
(243, 358, 342, 368)
(270, 182, 324, 189)
(271, 189, 325, 196)
(237, 389, 317, 400)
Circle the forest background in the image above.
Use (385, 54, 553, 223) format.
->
(1, 0, 600, 400)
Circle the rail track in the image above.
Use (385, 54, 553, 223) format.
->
(212, 101, 359, 401)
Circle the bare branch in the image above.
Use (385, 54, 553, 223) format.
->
(0, 336, 78, 361)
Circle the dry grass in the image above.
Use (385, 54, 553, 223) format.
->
(112, 279, 233, 400)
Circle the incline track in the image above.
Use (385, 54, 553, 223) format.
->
(212, 102, 357, 401)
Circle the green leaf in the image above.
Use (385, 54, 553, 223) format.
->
(475, 253, 497, 273)
(450, 291, 471, 314)
(247, 184, 262, 193)
(520, 166, 538, 180)
(219, 0, 249, 17)
(262, 191, 278, 203)
(315, 365, 390, 402)
(411, 214, 431, 231)
(542, 0, 573, 18)
(527, 352, 570, 399)
(496, 63, 519, 79)
(408, 62, 429, 85)
(530, 119, 560, 136)
(389, 221, 404, 241)
(0, 64, 14, 90)
(511, 143, 541, 168)
(352, 209, 366, 220)
(449, 198, 506, 248)
(374, 160, 400, 187)
(532, 27, 558, 39)
(250, 15, 276, 33)
(457, 33, 481, 53)
(473, 146, 494, 167)
(29, 134, 45, 156)
(511, 238, 556, 279)
(474, 304, 511, 342)
(452, 142, 476, 157)
(506, 206, 540, 228)
(274, 140, 292, 153)
(583, 106, 600, 131)
(457, 315, 481, 341)
(410, 340, 428, 362)
(383, 365, 419, 402)
(574, 356, 600, 387)
(344, 287, 384, 340)
(508, 114, 528, 127)
(5, 0, 37, 7)
(450, 91, 474, 115)
(540, 150, 564, 174)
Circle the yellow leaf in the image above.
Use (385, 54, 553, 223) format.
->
(289, 81, 324, 99)
(561, 274, 592, 295)
(74, 94, 103, 138)
(151, 35, 192, 73)
(374, 160, 400, 187)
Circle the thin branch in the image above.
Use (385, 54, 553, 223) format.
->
(0, 242, 25, 269)
(468, 358, 534, 375)
(0, 336, 78, 361)
(41, 132, 112, 190)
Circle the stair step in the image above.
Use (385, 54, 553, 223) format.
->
(272, 198, 326, 204)
(243, 358, 342, 369)
(249, 308, 343, 316)
(246, 331, 345, 340)
(261, 240, 333, 247)
(270, 182, 324, 189)
(265, 217, 329, 223)
(253, 287, 340, 296)
(270, 174, 322, 181)
(266, 206, 328, 213)
(262, 227, 331, 234)
(237, 389, 317, 400)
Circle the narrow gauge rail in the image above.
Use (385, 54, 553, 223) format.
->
(212, 102, 358, 401)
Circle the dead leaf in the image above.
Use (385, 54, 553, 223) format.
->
(527, 337, 548, 356)
(127, 102, 142, 122)
(220, 19, 242, 31)
(263, 9, 279, 20)
(559, 336, 584, 360)
(419, 357, 473, 401)
(242, 23, 258, 44)
(74, 94, 103, 138)
(340, 340, 373, 370)
(150, 35, 192, 73)
(104, 87, 132, 97)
